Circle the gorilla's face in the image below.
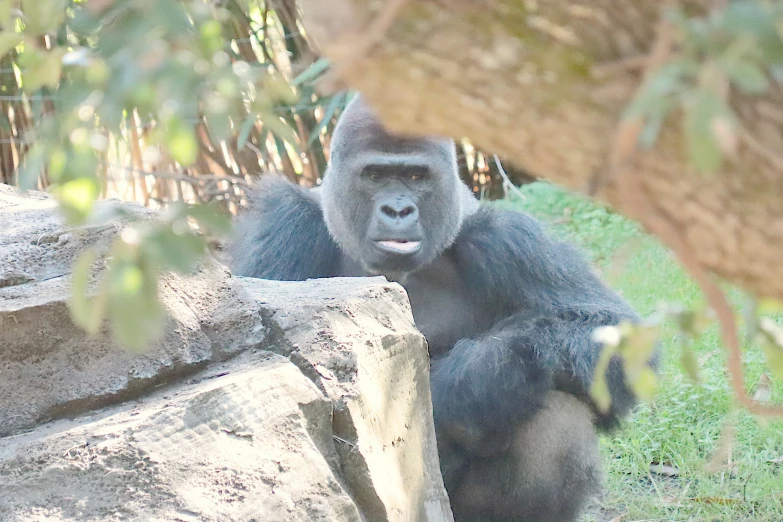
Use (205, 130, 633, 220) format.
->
(321, 97, 465, 280)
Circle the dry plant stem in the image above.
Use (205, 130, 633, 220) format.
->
(493, 154, 527, 201)
(611, 4, 783, 417)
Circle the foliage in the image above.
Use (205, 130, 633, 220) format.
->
(625, 1, 783, 173)
(0, 0, 343, 349)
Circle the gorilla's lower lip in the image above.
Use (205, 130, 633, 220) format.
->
(375, 240, 422, 254)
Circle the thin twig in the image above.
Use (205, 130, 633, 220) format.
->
(493, 154, 527, 201)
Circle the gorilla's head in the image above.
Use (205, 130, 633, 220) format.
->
(320, 95, 473, 280)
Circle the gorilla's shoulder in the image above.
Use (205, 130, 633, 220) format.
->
(454, 205, 629, 314)
(229, 176, 340, 281)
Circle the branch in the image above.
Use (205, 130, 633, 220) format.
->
(609, 4, 783, 417)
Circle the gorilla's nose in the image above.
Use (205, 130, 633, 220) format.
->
(377, 197, 419, 229)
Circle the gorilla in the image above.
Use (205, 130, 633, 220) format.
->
(230, 95, 654, 522)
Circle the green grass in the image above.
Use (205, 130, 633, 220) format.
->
(491, 182, 783, 521)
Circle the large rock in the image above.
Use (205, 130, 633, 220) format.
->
(243, 278, 453, 522)
(0, 351, 362, 521)
(0, 184, 266, 437)
(0, 184, 453, 521)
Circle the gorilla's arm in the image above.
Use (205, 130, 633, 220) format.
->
(230, 177, 340, 280)
(433, 207, 651, 450)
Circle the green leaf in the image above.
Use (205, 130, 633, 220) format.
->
(293, 57, 330, 86)
(54, 176, 101, 224)
(0, 111, 10, 132)
(308, 92, 346, 146)
(166, 123, 198, 166)
(590, 341, 618, 413)
(683, 89, 736, 173)
(199, 19, 223, 53)
(758, 318, 783, 381)
(17, 144, 45, 190)
(624, 60, 694, 120)
(637, 111, 666, 150)
(182, 202, 232, 235)
(720, 59, 769, 94)
(259, 109, 299, 152)
(618, 322, 660, 371)
(0, 31, 22, 57)
(679, 339, 701, 384)
(628, 367, 658, 402)
(21, 48, 66, 91)
(236, 113, 256, 151)
(143, 227, 205, 274)
(720, 2, 783, 63)
(204, 108, 233, 143)
(20, 0, 68, 35)
(0, 0, 12, 29)
(757, 298, 783, 316)
(107, 258, 166, 352)
(69, 248, 107, 335)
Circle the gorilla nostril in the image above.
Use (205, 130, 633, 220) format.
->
(400, 206, 416, 219)
(381, 205, 397, 218)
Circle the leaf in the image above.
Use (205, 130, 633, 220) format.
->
(308, 92, 346, 146)
(258, 109, 299, 152)
(0, 0, 12, 28)
(198, 19, 223, 53)
(236, 113, 257, 151)
(143, 227, 205, 274)
(0, 111, 10, 132)
(16, 144, 46, 190)
(182, 202, 232, 235)
(0, 31, 21, 57)
(69, 248, 107, 335)
(107, 258, 165, 352)
(683, 89, 736, 173)
(20, 0, 68, 35)
(757, 298, 783, 316)
(21, 48, 66, 91)
(679, 339, 701, 384)
(629, 367, 658, 402)
(54, 176, 100, 224)
(590, 341, 618, 413)
(293, 57, 330, 86)
(618, 322, 660, 370)
(166, 123, 198, 166)
(720, 59, 769, 94)
(623, 60, 694, 120)
(720, 2, 783, 63)
(637, 112, 666, 150)
(758, 318, 783, 380)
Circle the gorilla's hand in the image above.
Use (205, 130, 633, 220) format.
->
(429, 335, 553, 457)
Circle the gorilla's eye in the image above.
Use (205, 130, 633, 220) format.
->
(363, 166, 383, 182)
(408, 168, 428, 182)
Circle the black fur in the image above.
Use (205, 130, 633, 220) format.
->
(231, 177, 340, 280)
(230, 95, 656, 522)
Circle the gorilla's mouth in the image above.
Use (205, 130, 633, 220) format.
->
(375, 240, 422, 255)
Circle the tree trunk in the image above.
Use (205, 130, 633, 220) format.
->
(300, 0, 783, 303)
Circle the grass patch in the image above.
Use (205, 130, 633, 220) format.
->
(491, 182, 783, 521)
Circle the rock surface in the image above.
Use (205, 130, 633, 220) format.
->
(0, 184, 266, 437)
(0, 184, 453, 521)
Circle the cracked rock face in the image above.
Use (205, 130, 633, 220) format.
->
(0, 184, 453, 522)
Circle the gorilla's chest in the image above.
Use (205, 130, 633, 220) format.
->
(403, 258, 485, 358)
